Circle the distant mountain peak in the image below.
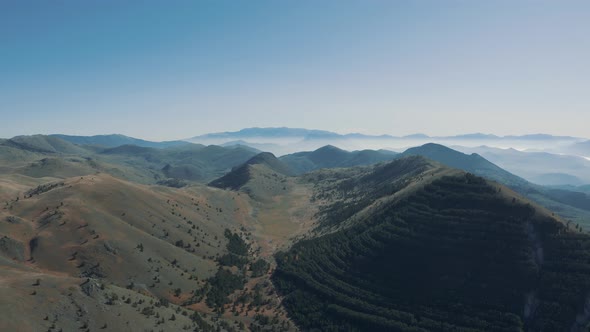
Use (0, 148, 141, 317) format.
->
(450, 133, 499, 139)
(406, 142, 455, 152)
(280, 145, 399, 175)
(209, 152, 293, 190)
(192, 127, 338, 140)
(403, 133, 430, 139)
(191, 127, 585, 142)
(314, 144, 345, 152)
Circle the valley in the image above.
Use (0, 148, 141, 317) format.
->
(1, 134, 590, 331)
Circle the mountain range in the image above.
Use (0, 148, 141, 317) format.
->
(189, 127, 586, 142)
(51, 134, 191, 149)
(455, 145, 590, 186)
(186, 127, 590, 158)
(2, 132, 590, 331)
(43, 130, 590, 187)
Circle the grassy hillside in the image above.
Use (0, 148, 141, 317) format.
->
(0, 144, 46, 168)
(51, 133, 191, 149)
(0, 264, 217, 332)
(0, 135, 259, 186)
(99, 144, 258, 183)
(5, 135, 92, 155)
(0, 171, 309, 331)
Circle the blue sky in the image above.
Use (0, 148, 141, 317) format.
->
(1, 1, 589, 140)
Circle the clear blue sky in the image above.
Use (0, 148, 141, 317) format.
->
(1, 1, 589, 140)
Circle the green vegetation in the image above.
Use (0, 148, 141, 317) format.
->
(306, 155, 432, 228)
(401, 143, 590, 228)
(281, 145, 398, 175)
(274, 173, 590, 331)
(250, 259, 270, 277)
(209, 152, 293, 190)
(0, 134, 258, 184)
(205, 268, 246, 311)
(25, 182, 65, 197)
(218, 253, 248, 269)
(225, 229, 249, 256)
(156, 178, 187, 188)
(205, 229, 251, 310)
(51, 133, 190, 149)
(6, 134, 590, 331)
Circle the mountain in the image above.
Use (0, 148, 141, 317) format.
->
(101, 144, 159, 156)
(191, 127, 584, 143)
(529, 173, 585, 186)
(454, 145, 590, 185)
(188, 127, 587, 156)
(280, 145, 398, 174)
(51, 134, 191, 149)
(4, 137, 590, 331)
(566, 140, 590, 156)
(402, 133, 429, 139)
(451, 133, 500, 139)
(0, 140, 50, 167)
(16, 157, 102, 179)
(188, 127, 351, 155)
(0, 135, 259, 186)
(0, 149, 316, 331)
(191, 127, 339, 140)
(0, 172, 302, 331)
(219, 140, 264, 153)
(209, 152, 293, 196)
(399, 143, 590, 227)
(242, 152, 294, 176)
(274, 163, 590, 331)
(97, 144, 258, 183)
(506, 133, 581, 140)
(401, 143, 526, 187)
(4, 135, 91, 155)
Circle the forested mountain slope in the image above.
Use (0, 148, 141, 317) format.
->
(280, 145, 398, 175)
(274, 162, 590, 331)
(401, 143, 590, 229)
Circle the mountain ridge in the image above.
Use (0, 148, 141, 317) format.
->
(280, 145, 398, 174)
(273, 160, 590, 331)
(398, 143, 590, 227)
(3, 137, 590, 331)
(208, 152, 293, 192)
(189, 127, 586, 142)
(51, 134, 191, 149)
